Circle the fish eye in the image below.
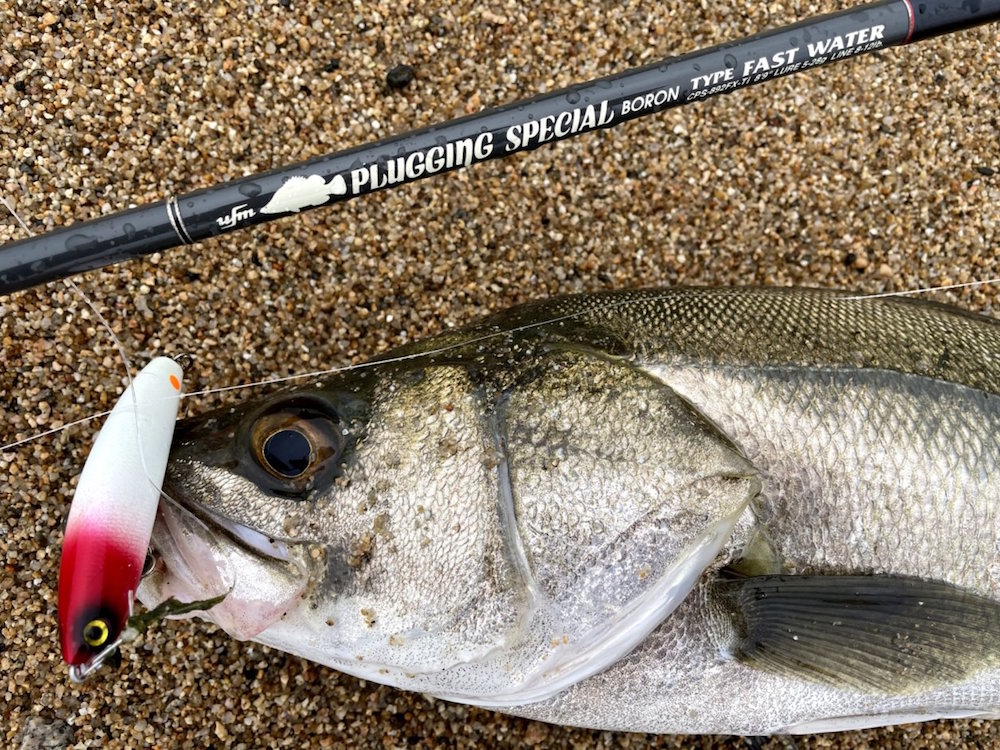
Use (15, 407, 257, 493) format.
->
(262, 429, 313, 477)
(83, 619, 110, 648)
(248, 401, 345, 495)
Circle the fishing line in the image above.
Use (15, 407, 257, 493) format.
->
(176, 278, 1000, 399)
(2, 1, 997, 447)
(0, 196, 167, 508)
(1, 411, 114, 453)
(845, 279, 1000, 300)
(5, 276, 998, 454)
(4, 291, 642, 449)
(4, 195, 200, 680)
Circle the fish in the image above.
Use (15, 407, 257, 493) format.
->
(137, 286, 1000, 735)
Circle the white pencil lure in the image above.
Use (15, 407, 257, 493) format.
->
(58, 357, 183, 681)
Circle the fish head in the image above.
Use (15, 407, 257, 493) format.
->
(139, 369, 374, 641)
(140, 360, 533, 667)
(141, 346, 760, 702)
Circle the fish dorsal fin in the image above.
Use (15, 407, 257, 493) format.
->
(730, 574, 1000, 694)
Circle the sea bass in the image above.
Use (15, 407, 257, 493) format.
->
(140, 287, 1000, 735)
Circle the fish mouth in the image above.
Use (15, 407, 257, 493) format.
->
(137, 479, 312, 641)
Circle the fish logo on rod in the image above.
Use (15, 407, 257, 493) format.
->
(259, 174, 348, 215)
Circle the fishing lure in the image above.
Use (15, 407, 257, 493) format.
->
(58, 357, 183, 681)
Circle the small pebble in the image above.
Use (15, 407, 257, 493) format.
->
(386, 63, 415, 89)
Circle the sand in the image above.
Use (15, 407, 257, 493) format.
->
(1, 0, 998, 747)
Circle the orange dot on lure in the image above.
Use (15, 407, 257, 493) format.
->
(58, 357, 183, 681)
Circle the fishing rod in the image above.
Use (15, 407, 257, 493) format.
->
(1, 0, 997, 296)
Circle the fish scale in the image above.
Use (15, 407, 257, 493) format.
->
(429, 288, 1000, 391)
(650, 364, 1000, 594)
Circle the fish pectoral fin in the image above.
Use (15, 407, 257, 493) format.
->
(728, 574, 1000, 695)
(727, 520, 783, 577)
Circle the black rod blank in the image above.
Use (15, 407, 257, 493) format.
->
(1, 0, 997, 296)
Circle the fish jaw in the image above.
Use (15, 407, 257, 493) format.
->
(138, 497, 313, 641)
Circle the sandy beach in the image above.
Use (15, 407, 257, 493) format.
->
(2, 1, 998, 747)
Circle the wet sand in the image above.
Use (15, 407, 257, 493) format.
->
(2, 1, 998, 747)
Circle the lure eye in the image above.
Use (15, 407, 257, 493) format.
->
(249, 401, 345, 496)
(83, 619, 110, 648)
(262, 429, 313, 477)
